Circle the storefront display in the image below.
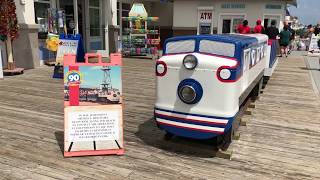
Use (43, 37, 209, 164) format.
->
(63, 53, 124, 157)
(121, 3, 160, 58)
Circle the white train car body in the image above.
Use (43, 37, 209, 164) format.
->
(155, 34, 269, 139)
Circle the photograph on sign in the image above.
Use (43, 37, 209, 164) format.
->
(64, 105, 123, 153)
(64, 66, 122, 106)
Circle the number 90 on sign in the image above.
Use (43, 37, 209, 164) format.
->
(66, 71, 82, 85)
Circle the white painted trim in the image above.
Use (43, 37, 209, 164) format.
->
(218, 13, 247, 34)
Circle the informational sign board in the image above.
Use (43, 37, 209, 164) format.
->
(63, 53, 124, 157)
(198, 9, 213, 35)
(308, 34, 320, 57)
(0, 48, 3, 79)
(56, 39, 79, 64)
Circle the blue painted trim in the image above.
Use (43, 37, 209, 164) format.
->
(177, 79, 203, 104)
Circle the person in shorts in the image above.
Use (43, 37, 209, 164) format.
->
(288, 23, 296, 54)
(279, 25, 292, 57)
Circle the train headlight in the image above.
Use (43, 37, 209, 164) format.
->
(179, 85, 196, 104)
(156, 61, 167, 76)
(219, 69, 231, 80)
(177, 79, 203, 104)
(183, 55, 198, 70)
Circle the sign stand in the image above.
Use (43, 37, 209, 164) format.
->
(63, 53, 124, 157)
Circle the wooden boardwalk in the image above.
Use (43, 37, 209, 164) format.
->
(0, 54, 319, 180)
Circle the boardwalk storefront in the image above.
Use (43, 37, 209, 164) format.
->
(172, 0, 297, 36)
(34, 0, 117, 64)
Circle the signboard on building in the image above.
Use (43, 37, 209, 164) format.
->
(63, 53, 124, 157)
(198, 9, 213, 35)
(308, 34, 320, 56)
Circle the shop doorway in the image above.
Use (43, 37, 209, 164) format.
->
(219, 14, 245, 34)
(59, 0, 104, 52)
(85, 0, 103, 51)
(263, 15, 281, 28)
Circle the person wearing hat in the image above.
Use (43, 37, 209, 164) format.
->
(254, 19, 264, 34)
(237, 20, 251, 34)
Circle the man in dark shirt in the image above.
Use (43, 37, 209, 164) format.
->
(265, 20, 279, 39)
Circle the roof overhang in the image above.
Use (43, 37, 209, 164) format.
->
(287, 0, 297, 7)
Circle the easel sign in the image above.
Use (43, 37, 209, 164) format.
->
(63, 53, 124, 157)
(308, 34, 320, 57)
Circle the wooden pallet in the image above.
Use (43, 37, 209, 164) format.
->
(3, 68, 24, 76)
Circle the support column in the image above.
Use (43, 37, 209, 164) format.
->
(5, 37, 14, 70)
(104, 0, 110, 56)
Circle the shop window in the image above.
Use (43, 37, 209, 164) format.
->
(166, 40, 195, 54)
(199, 40, 235, 57)
(265, 4, 282, 9)
(117, 2, 131, 29)
(34, 0, 51, 35)
(89, 0, 101, 37)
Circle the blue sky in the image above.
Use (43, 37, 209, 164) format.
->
(65, 66, 122, 91)
(288, 0, 320, 25)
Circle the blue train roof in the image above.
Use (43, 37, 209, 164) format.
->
(164, 34, 259, 49)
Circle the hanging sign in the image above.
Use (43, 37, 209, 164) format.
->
(63, 53, 124, 157)
(308, 34, 320, 56)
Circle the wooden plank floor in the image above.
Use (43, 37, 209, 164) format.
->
(0, 55, 319, 179)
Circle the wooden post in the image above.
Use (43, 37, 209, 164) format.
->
(5, 37, 15, 70)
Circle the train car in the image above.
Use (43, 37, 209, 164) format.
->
(154, 34, 270, 142)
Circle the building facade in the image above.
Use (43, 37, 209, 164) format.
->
(35, 0, 118, 64)
(172, 0, 297, 36)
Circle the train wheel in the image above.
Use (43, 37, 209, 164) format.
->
(217, 127, 233, 151)
(252, 77, 263, 98)
(164, 132, 174, 141)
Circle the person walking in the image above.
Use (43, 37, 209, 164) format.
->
(305, 25, 314, 51)
(237, 20, 251, 34)
(279, 25, 292, 58)
(254, 19, 264, 33)
(265, 20, 280, 56)
(288, 23, 296, 54)
(265, 20, 279, 40)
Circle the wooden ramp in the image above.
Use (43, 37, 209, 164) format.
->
(0, 55, 319, 179)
